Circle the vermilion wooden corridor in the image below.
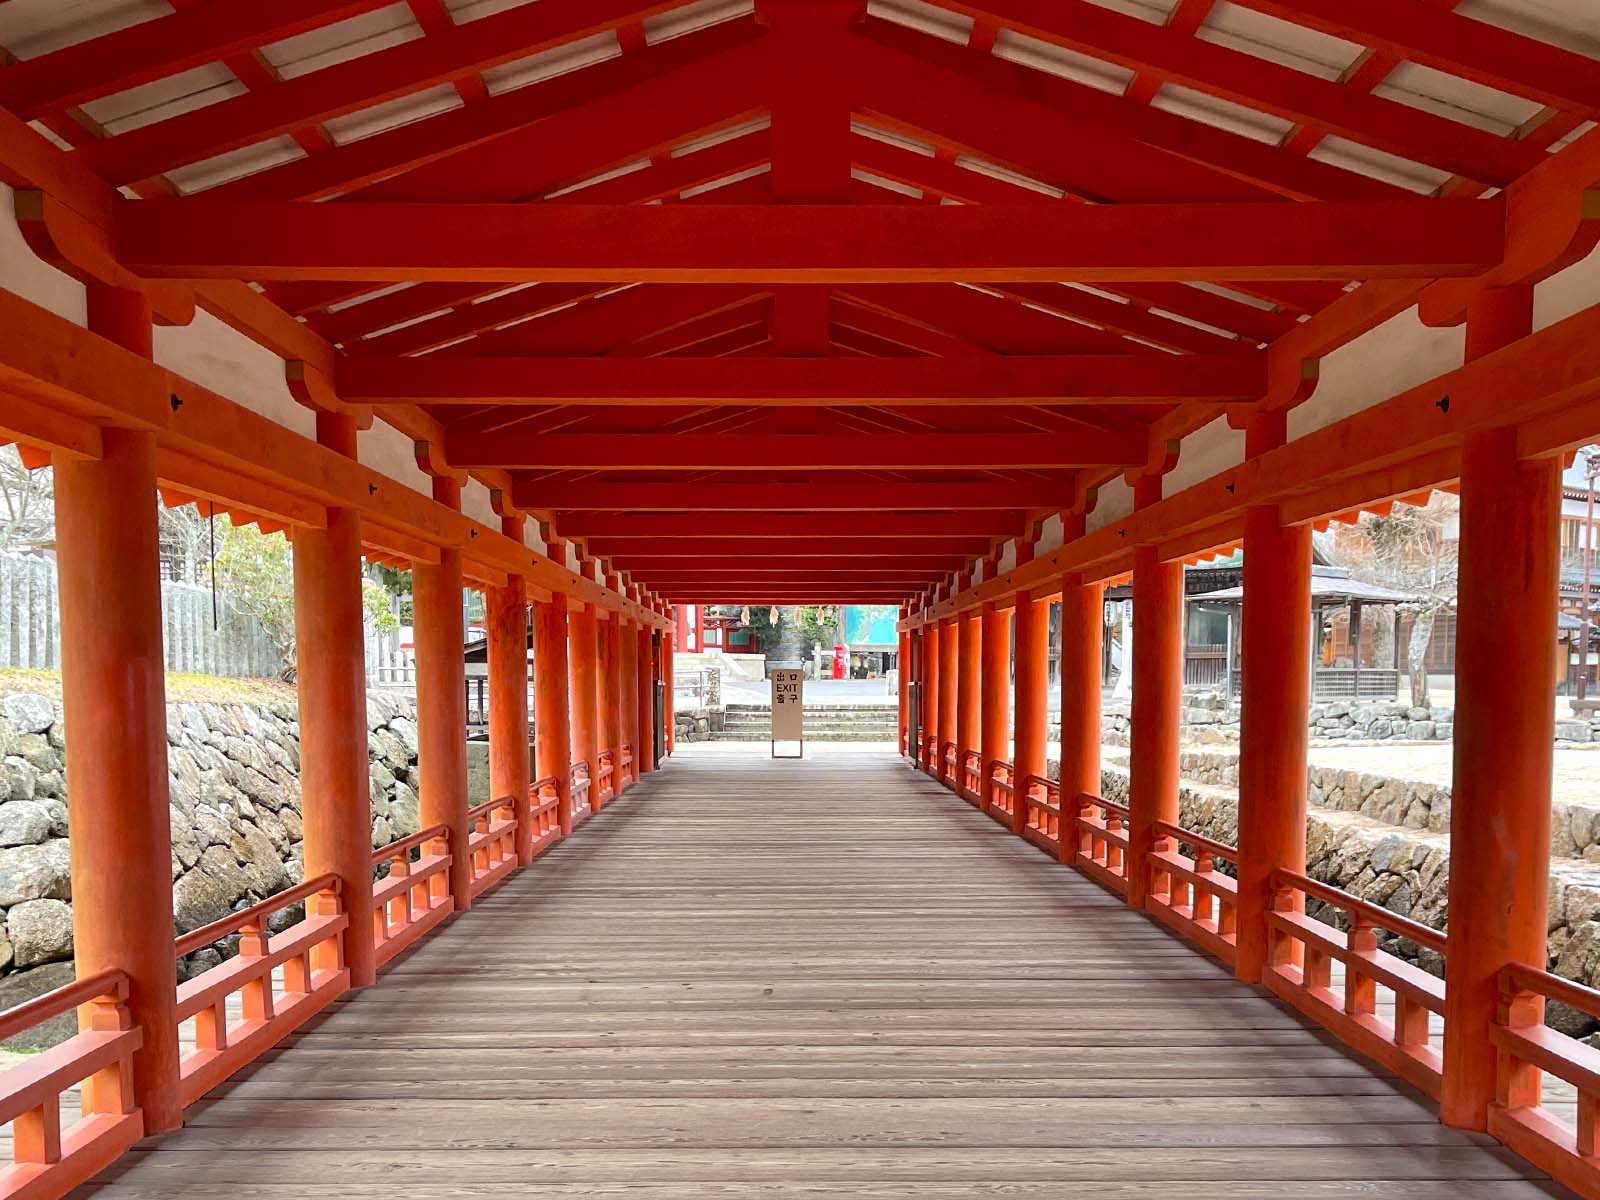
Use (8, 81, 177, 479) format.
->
(73, 746, 1565, 1199)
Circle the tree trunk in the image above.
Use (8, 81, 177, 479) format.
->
(1406, 608, 1436, 709)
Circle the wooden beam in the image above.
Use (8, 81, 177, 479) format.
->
(559, 512, 1023, 537)
(116, 199, 1505, 284)
(452, 430, 1147, 469)
(512, 479, 1076, 510)
(610, 554, 970, 571)
(586, 536, 994, 556)
(338, 353, 1266, 405)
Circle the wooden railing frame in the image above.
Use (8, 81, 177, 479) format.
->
(1144, 819, 1239, 967)
(985, 759, 1016, 830)
(173, 873, 350, 1109)
(1020, 775, 1061, 856)
(371, 823, 455, 968)
(960, 749, 984, 808)
(1489, 962, 1600, 1198)
(0, 970, 143, 1200)
(1070, 791, 1131, 897)
(1263, 867, 1446, 1100)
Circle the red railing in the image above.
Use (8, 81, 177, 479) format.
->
(1490, 963, 1600, 1197)
(620, 742, 634, 782)
(173, 874, 348, 1108)
(571, 761, 593, 822)
(961, 749, 984, 806)
(1145, 820, 1238, 966)
(1070, 792, 1130, 896)
(528, 775, 562, 859)
(0, 970, 142, 1200)
(920, 733, 937, 773)
(596, 749, 616, 804)
(1021, 775, 1061, 855)
(371, 823, 454, 968)
(1264, 868, 1445, 1100)
(985, 759, 1015, 829)
(941, 741, 957, 786)
(466, 795, 519, 899)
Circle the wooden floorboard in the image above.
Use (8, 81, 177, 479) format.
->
(75, 744, 1573, 1198)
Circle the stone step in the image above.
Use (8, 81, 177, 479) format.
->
(710, 730, 896, 742)
(723, 714, 896, 726)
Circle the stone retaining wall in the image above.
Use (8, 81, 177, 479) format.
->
(0, 689, 422, 1017)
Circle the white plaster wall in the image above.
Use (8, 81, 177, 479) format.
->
(996, 540, 1017, 574)
(153, 309, 315, 440)
(460, 477, 498, 531)
(1536, 241, 1600, 331)
(1288, 309, 1465, 443)
(1166, 415, 1245, 496)
(358, 413, 430, 490)
(1033, 511, 1064, 556)
(0, 183, 86, 324)
(1087, 476, 1133, 534)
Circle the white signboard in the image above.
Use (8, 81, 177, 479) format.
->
(770, 669, 804, 758)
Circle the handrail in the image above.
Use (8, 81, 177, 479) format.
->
(1503, 960, 1600, 1020)
(1068, 791, 1129, 895)
(1271, 867, 1446, 954)
(1022, 775, 1059, 810)
(1079, 791, 1130, 820)
(371, 821, 451, 867)
(174, 872, 342, 958)
(1152, 819, 1237, 866)
(0, 969, 127, 1045)
(466, 793, 517, 823)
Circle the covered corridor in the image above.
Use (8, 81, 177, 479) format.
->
(77, 746, 1561, 1198)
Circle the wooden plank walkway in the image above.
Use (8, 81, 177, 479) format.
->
(77, 743, 1570, 1198)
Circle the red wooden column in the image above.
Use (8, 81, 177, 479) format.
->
(897, 627, 910, 756)
(1058, 569, 1104, 866)
(413, 478, 471, 910)
(568, 599, 600, 812)
(636, 622, 656, 775)
(1235, 411, 1313, 984)
(922, 621, 941, 772)
(619, 617, 640, 785)
(55, 284, 181, 1133)
(1012, 589, 1049, 837)
(664, 619, 676, 758)
(601, 614, 625, 797)
(938, 617, 958, 786)
(1128, 478, 1183, 908)
(293, 411, 377, 990)
(532, 595, 574, 839)
(956, 610, 980, 797)
(979, 600, 1011, 812)
(1442, 285, 1559, 1130)
(486, 572, 532, 865)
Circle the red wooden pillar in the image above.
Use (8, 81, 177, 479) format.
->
(956, 611, 980, 796)
(602, 616, 625, 796)
(568, 601, 600, 811)
(636, 623, 656, 775)
(664, 621, 676, 757)
(1128, 479, 1183, 908)
(897, 627, 910, 756)
(980, 601, 1011, 812)
(532, 596, 573, 839)
(413, 479, 470, 910)
(619, 618, 639, 785)
(486, 578, 531, 864)
(294, 411, 377, 990)
(922, 622, 941, 772)
(1235, 411, 1313, 984)
(56, 284, 181, 1133)
(1442, 286, 1558, 1130)
(938, 617, 958, 786)
(1058, 575, 1104, 865)
(1012, 590, 1049, 837)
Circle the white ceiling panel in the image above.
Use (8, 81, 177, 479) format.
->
(482, 31, 620, 96)
(994, 29, 1135, 95)
(261, 4, 421, 80)
(1308, 136, 1451, 195)
(79, 62, 244, 135)
(324, 84, 464, 144)
(866, 0, 972, 47)
(165, 135, 307, 194)
(1375, 62, 1544, 137)
(644, 0, 752, 45)
(0, 0, 170, 59)
(1456, 0, 1600, 60)
(1198, 2, 1364, 80)
(1150, 82, 1294, 144)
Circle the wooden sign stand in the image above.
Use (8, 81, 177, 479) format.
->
(770, 668, 804, 759)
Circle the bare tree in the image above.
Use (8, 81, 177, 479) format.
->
(0, 446, 54, 553)
(1341, 494, 1459, 707)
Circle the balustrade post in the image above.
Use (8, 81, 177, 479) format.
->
(1442, 285, 1558, 1130)
(533, 595, 574, 838)
(1235, 410, 1313, 984)
(413, 478, 471, 911)
(664, 619, 676, 757)
(294, 411, 377, 989)
(956, 610, 980, 796)
(568, 599, 600, 808)
(980, 601, 1010, 812)
(486, 575, 532, 864)
(922, 621, 941, 772)
(938, 617, 958, 787)
(1128, 485, 1183, 908)
(55, 283, 181, 1132)
(1012, 590, 1049, 838)
(637, 623, 656, 775)
(1059, 572, 1103, 866)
